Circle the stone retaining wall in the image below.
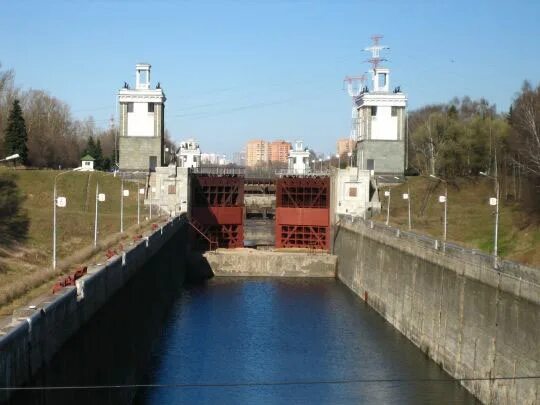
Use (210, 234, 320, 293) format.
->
(334, 215, 539, 405)
(0, 216, 188, 402)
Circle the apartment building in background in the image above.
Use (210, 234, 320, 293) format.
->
(246, 139, 291, 167)
(246, 140, 269, 167)
(269, 141, 291, 164)
(337, 138, 355, 157)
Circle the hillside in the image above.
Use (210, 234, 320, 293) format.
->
(374, 176, 540, 267)
(0, 168, 163, 314)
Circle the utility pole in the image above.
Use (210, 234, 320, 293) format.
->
(403, 187, 411, 230)
(137, 180, 141, 225)
(94, 182, 99, 247)
(480, 170, 500, 268)
(385, 190, 391, 225)
(430, 175, 448, 245)
(120, 177, 124, 233)
(53, 181, 58, 269)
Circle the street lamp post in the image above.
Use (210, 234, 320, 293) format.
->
(52, 167, 83, 270)
(149, 187, 155, 220)
(0, 153, 20, 163)
(480, 171, 500, 268)
(384, 190, 391, 225)
(94, 182, 99, 247)
(403, 187, 412, 230)
(120, 176, 131, 233)
(138, 180, 144, 225)
(336, 153, 341, 169)
(430, 174, 448, 243)
(94, 183, 106, 247)
(347, 151, 353, 167)
(120, 177, 124, 233)
(318, 158, 323, 171)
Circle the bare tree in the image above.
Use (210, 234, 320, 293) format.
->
(509, 82, 540, 176)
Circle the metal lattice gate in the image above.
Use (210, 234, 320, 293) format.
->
(190, 174, 244, 250)
(275, 176, 330, 250)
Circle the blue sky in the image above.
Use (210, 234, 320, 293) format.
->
(2, 0, 539, 157)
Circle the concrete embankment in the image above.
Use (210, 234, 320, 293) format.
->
(204, 248, 337, 277)
(334, 215, 539, 405)
(0, 215, 188, 402)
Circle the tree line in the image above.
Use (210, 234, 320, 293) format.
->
(407, 83, 540, 212)
(0, 63, 119, 169)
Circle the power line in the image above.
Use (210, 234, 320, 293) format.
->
(2, 375, 539, 391)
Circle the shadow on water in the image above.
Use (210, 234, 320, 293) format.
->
(8, 229, 213, 405)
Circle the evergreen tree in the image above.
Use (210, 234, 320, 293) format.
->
(4, 100, 28, 165)
(0, 172, 29, 244)
(94, 138, 103, 169)
(84, 136, 96, 158)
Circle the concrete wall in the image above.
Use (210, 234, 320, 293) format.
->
(356, 139, 404, 175)
(119, 136, 163, 171)
(334, 215, 539, 405)
(204, 248, 337, 277)
(0, 216, 188, 402)
(333, 167, 371, 217)
(147, 166, 190, 216)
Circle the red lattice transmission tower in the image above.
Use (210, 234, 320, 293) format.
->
(343, 74, 367, 98)
(364, 34, 389, 70)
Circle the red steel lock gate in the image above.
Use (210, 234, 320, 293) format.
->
(275, 176, 330, 250)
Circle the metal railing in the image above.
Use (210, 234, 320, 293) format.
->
(274, 169, 330, 177)
(192, 166, 245, 176)
(187, 219, 218, 251)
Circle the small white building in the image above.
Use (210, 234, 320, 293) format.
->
(334, 167, 378, 217)
(287, 140, 310, 174)
(80, 155, 95, 171)
(178, 139, 201, 168)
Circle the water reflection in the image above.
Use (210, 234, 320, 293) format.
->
(135, 278, 478, 405)
(10, 273, 478, 404)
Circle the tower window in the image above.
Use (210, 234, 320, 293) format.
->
(127, 102, 134, 113)
(370, 106, 377, 116)
(378, 73, 387, 89)
(391, 107, 398, 116)
(148, 103, 155, 113)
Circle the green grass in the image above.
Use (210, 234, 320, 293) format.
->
(10, 169, 149, 260)
(0, 168, 163, 313)
(376, 176, 540, 267)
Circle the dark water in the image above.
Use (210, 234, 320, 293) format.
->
(11, 274, 478, 404)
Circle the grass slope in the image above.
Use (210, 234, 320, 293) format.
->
(375, 176, 540, 267)
(0, 168, 161, 314)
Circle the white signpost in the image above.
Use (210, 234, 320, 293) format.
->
(56, 197, 67, 207)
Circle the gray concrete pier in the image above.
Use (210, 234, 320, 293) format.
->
(204, 248, 337, 278)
